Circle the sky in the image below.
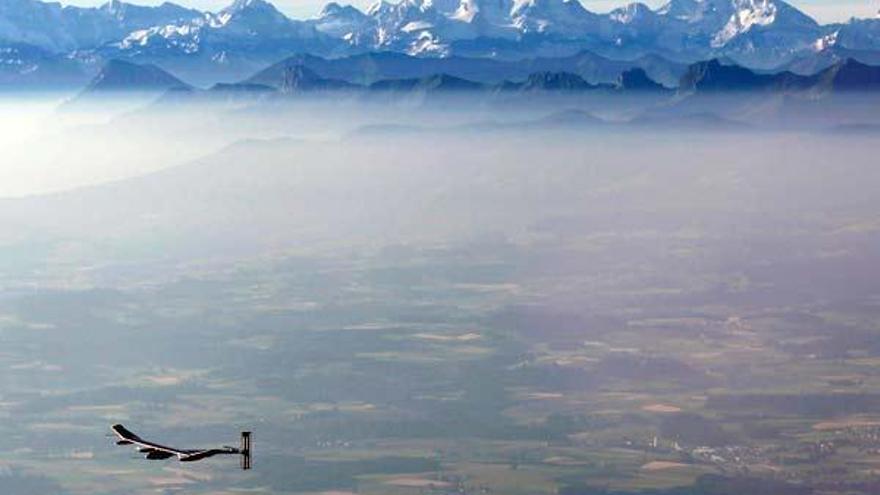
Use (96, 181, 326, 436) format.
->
(62, 0, 879, 24)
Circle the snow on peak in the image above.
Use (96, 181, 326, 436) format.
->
(318, 2, 366, 18)
(610, 2, 653, 23)
(100, 0, 125, 16)
(319, 1, 344, 15)
(656, 0, 704, 22)
(451, 0, 480, 23)
(366, 0, 393, 16)
(408, 30, 449, 55)
(212, 0, 293, 31)
(315, 2, 369, 37)
(402, 20, 434, 32)
(712, 0, 777, 47)
(223, 0, 269, 12)
(812, 30, 838, 51)
(116, 22, 202, 53)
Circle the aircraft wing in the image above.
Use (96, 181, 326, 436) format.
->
(180, 449, 235, 462)
(112, 424, 195, 457)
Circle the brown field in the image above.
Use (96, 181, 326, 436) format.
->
(813, 418, 880, 430)
(384, 477, 453, 488)
(641, 461, 691, 471)
(641, 404, 683, 413)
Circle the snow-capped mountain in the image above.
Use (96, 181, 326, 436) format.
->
(299, 0, 829, 63)
(114, 0, 323, 54)
(313, 2, 371, 39)
(0, 0, 200, 52)
(102, 0, 340, 85)
(594, 0, 822, 65)
(313, 0, 600, 56)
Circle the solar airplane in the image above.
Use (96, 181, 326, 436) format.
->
(111, 424, 252, 469)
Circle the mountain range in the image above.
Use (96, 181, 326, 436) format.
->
(2, 0, 880, 89)
(243, 50, 687, 87)
(80, 50, 879, 99)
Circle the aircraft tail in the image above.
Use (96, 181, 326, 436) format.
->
(240, 431, 252, 470)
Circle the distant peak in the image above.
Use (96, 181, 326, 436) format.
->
(86, 59, 189, 92)
(101, 0, 191, 15)
(366, 0, 393, 16)
(610, 2, 654, 23)
(320, 2, 343, 14)
(214, 0, 292, 27)
(835, 57, 869, 69)
(618, 2, 652, 14)
(319, 2, 365, 18)
(223, 0, 275, 13)
(521, 71, 592, 90)
(656, 0, 701, 19)
(100, 0, 127, 15)
(279, 64, 322, 91)
(818, 57, 880, 91)
(616, 67, 665, 90)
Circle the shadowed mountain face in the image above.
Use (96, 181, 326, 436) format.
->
(369, 73, 488, 93)
(277, 65, 355, 92)
(675, 57, 880, 94)
(616, 68, 668, 91)
(811, 59, 880, 92)
(516, 72, 597, 91)
(633, 57, 880, 129)
(679, 59, 880, 93)
(678, 59, 807, 92)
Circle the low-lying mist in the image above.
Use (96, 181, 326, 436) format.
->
(1, 94, 877, 289)
(4, 91, 878, 199)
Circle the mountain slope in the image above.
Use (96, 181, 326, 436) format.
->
(808, 58, 880, 92)
(369, 73, 487, 92)
(84, 59, 189, 92)
(512, 71, 598, 91)
(678, 58, 807, 92)
(0, 43, 90, 89)
(616, 68, 668, 90)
